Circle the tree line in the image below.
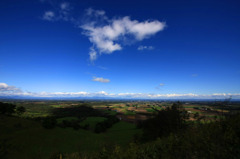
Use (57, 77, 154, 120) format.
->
(0, 102, 25, 115)
(54, 102, 240, 159)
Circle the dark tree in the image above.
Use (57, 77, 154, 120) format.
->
(16, 106, 26, 115)
(0, 102, 16, 115)
(94, 116, 120, 133)
(42, 118, 57, 129)
(140, 102, 189, 141)
(193, 112, 200, 119)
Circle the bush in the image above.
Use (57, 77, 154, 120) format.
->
(140, 102, 189, 141)
(0, 102, 16, 115)
(82, 124, 90, 130)
(16, 106, 26, 115)
(42, 118, 57, 129)
(57, 119, 83, 130)
(94, 116, 119, 133)
(93, 113, 240, 159)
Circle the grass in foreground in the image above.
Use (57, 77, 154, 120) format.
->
(0, 115, 141, 159)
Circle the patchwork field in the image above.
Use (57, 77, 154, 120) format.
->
(1, 100, 239, 158)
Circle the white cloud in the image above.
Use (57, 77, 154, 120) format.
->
(42, 2, 72, 22)
(81, 10, 166, 61)
(42, 11, 55, 21)
(0, 83, 21, 92)
(0, 83, 240, 99)
(59, 2, 72, 21)
(86, 8, 106, 17)
(155, 83, 165, 90)
(114, 93, 240, 99)
(92, 77, 110, 83)
(89, 47, 98, 61)
(60, 2, 70, 10)
(0, 83, 10, 90)
(138, 45, 154, 51)
(159, 83, 165, 86)
(127, 19, 165, 40)
(41, 6, 165, 61)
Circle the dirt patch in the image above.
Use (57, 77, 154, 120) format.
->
(128, 107, 136, 111)
(117, 114, 149, 123)
(134, 108, 148, 113)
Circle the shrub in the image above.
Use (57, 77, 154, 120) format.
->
(140, 102, 189, 141)
(94, 116, 119, 133)
(0, 102, 16, 115)
(42, 118, 57, 129)
(16, 106, 26, 115)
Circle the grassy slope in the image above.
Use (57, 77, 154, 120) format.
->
(56, 117, 79, 123)
(0, 115, 141, 159)
(79, 117, 107, 130)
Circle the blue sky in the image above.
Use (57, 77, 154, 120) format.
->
(0, 0, 240, 99)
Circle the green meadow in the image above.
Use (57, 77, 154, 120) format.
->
(0, 114, 141, 159)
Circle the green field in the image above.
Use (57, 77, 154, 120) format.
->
(51, 105, 64, 108)
(146, 108, 158, 112)
(1, 100, 240, 158)
(0, 115, 141, 159)
(101, 109, 118, 116)
(79, 117, 107, 130)
(123, 109, 136, 115)
(57, 116, 79, 123)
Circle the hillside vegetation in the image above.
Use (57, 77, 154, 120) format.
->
(0, 101, 240, 159)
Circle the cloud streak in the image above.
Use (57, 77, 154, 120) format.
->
(138, 45, 154, 51)
(41, 1, 72, 22)
(92, 77, 110, 83)
(42, 11, 55, 21)
(155, 83, 165, 90)
(1, 83, 239, 99)
(60, 2, 70, 10)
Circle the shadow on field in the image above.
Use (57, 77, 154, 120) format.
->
(51, 104, 103, 118)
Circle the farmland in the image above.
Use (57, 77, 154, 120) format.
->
(0, 100, 240, 158)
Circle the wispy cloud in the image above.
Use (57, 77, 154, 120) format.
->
(97, 66, 108, 70)
(42, 11, 55, 21)
(42, 1, 72, 22)
(155, 83, 165, 90)
(60, 2, 70, 10)
(92, 77, 110, 83)
(137, 45, 154, 51)
(192, 74, 198, 77)
(89, 47, 98, 61)
(85, 8, 106, 18)
(81, 8, 166, 61)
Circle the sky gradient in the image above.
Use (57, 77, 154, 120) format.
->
(0, 0, 240, 99)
